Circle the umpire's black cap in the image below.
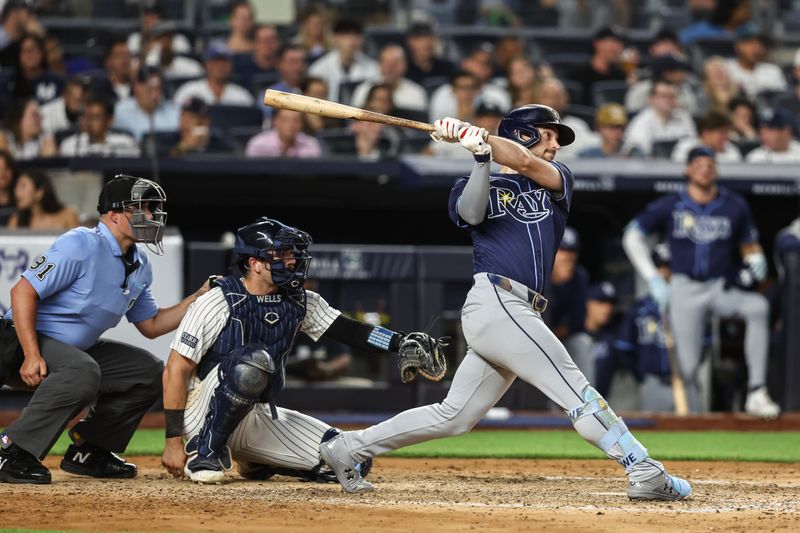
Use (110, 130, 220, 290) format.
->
(98, 176, 137, 213)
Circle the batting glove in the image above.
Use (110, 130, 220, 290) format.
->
(430, 117, 468, 143)
(648, 276, 670, 312)
(744, 252, 768, 282)
(458, 125, 492, 163)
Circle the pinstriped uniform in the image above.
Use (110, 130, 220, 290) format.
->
(172, 279, 341, 472)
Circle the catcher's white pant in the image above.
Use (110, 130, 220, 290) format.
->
(343, 274, 664, 481)
(184, 367, 330, 471)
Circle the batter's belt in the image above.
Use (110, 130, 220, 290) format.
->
(485, 273, 548, 313)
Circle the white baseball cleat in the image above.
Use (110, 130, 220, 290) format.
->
(319, 434, 374, 494)
(628, 472, 692, 501)
(745, 387, 781, 419)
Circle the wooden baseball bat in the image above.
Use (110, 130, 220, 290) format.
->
(661, 312, 690, 416)
(263, 89, 435, 132)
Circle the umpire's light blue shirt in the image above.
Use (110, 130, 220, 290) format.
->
(4, 222, 158, 350)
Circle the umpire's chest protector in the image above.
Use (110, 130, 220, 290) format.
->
(208, 276, 307, 369)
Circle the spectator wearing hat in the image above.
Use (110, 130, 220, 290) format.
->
(725, 23, 787, 100)
(166, 97, 238, 157)
(773, 49, 800, 122)
(625, 55, 699, 115)
(746, 108, 800, 163)
(578, 103, 641, 159)
(404, 22, 455, 85)
(622, 79, 697, 157)
(245, 107, 321, 158)
(564, 281, 619, 390)
(351, 44, 428, 113)
(232, 24, 281, 92)
(138, 22, 204, 81)
(307, 19, 379, 103)
(426, 100, 504, 157)
(113, 67, 179, 140)
(544, 226, 590, 341)
(568, 26, 629, 107)
(127, 0, 191, 57)
(614, 243, 677, 412)
(40, 76, 87, 135)
(671, 110, 742, 163)
(173, 45, 254, 107)
(60, 97, 139, 157)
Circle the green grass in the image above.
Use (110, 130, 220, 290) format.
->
(33, 429, 800, 463)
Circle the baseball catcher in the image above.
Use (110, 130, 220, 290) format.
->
(161, 217, 445, 483)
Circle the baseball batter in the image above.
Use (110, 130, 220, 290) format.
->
(160, 217, 444, 483)
(320, 106, 691, 501)
(623, 146, 780, 418)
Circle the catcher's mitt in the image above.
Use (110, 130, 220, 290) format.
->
(398, 332, 448, 383)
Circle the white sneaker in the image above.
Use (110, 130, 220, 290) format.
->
(745, 387, 780, 419)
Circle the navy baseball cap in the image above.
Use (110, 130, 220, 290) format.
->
(759, 107, 795, 129)
(687, 145, 716, 163)
(560, 226, 580, 252)
(408, 22, 434, 36)
(203, 45, 232, 62)
(587, 282, 617, 303)
(182, 96, 208, 116)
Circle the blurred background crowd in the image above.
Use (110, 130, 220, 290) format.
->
(0, 0, 797, 414)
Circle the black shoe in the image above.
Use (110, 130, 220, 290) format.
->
(0, 443, 52, 484)
(60, 443, 137, 478)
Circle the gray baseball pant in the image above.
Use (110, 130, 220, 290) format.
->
(668, 274, 770, 412)
(0, 328, 163, 459)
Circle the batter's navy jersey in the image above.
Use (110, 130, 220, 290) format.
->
(4, 223, 157, 350)
(632, 188, 759, 281)
(614, 297, 670, 380)
(448, 162, 574, 294)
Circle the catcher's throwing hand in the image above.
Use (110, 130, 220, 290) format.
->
(398, 332, 448, 383)
(161, 437, 187, 478)
(430, 117, 469, 143)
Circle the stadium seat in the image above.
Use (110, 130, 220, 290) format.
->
(532, 31, 593, 59)
(165, 76, 204, 99)
(651, 139, 679, 159)
(250, 71, 281, 98)
(338, 80, 364, 106)
(394, 108, 429, 124)
(544, 52, 591, 79)
(591, 80, 629, 107)
(207, 104, 264, 133)
(421, 76, 450, 97)
(561, 79, 585, 107)
(565, 105, 596, 130)
(140, 131, 181, 157)
(317, 128, 357, 156)
(400, 130, 432, 155)
(228, 125, 262, 149)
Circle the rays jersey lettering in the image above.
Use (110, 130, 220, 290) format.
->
(634, 315, 666, 348)
(672, 210, 731, 243)
(448, 163, 574, 294)
(634, 188, 759, 281)
(487, 187, 551, 223)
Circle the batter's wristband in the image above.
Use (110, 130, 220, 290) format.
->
(164, 409, 185, 439)
(473, 152, 491, 164)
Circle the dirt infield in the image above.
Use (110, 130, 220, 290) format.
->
(1, 457, 797, 532)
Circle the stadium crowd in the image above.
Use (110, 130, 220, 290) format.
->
(0, 0, 797, 414)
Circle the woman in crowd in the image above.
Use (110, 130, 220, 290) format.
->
(293, 6, 331, 64)
(0, 98, 56, 160)
(0, 150, 17, 225)
(700, 56, 740, 113)
(222, 1, 256, 53)
(0, 33, 64, 105)
(6, 169, 79, 230)
(728, 96, 760, 145)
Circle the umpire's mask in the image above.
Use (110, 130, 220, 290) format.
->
(98, 174, 168, 255)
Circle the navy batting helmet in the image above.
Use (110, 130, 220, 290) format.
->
(498, 104, 575, 147)
(234, 217, 312, 289)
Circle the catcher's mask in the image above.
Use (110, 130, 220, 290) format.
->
(234, 217, 312, 289)
(498, 104, 575, 148)
(97, 174, 168, 255)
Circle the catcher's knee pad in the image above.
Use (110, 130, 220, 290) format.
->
(197, 347, 274, 457)
(568, 385, 648, 470)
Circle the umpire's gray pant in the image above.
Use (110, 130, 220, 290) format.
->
(0, 326, 163, 459)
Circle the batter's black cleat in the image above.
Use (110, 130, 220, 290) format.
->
(60, 443, 137, 478)
(0, 443, 51, 484)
